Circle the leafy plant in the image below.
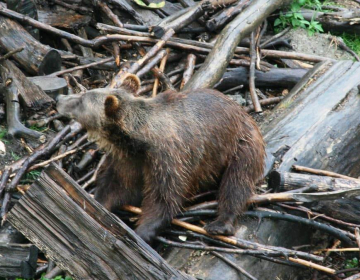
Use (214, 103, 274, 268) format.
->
(133, 0, 165, 9)
(0, 126, 8, 144)
(341, 33, 360, 57)
(345, 257, 359, 276)
(29, 125, 48, 132)
(11, 151, 21, 161)
(274, 0, 324, 35)
(40, 275, 73, 280)
(15, 276, 73, 280)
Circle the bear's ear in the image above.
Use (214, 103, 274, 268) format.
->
(105, 95, 120, 119)
(121, 74, 141, 94)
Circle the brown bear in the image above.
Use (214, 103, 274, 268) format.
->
(56, 74, 265, 243)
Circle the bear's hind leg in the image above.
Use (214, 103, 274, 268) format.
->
(204, 156, 254, 236)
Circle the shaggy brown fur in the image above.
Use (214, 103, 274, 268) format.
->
(56, 75, 265, 243)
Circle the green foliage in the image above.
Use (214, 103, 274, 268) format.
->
(15, 276, 73, 280)
(133, 0, 165, 9)
(40, 275, 73, 280)
(29, 125, 48, 132)
(341, 33, 360, 57)
(274, 0, 324, 35)
(11, 151, 21, 161)
(0, 126, 8, 144)
(345, 257, 358, 269)
(345, 257, 359, 276)
(25, 170, 42, 180)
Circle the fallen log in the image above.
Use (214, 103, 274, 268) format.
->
(183, 0, 291, 90)
(0, 11, 61, 75)
(301, 9, 360, 35)
(261, 60, 360, 176)
(215, 66, 307, 90)
(0, 244, 38, 279)
(268, 171, 360, 192)
(7, 164, 194, 280)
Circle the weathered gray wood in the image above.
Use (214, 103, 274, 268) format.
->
(28, 76, 68, 100)
(7, 164, 194, 280)
(269, 171, 360, 192)
(183, 0, 291, 90)
(0, 243, 38, 279)
(261, 60, 360, 176)
(0, 12, 61, 75)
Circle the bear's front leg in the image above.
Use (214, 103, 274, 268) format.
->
(135, 191, 184, 244)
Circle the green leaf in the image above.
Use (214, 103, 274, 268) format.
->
(133, 0, 165, 9)
(274, 18, 282, 27)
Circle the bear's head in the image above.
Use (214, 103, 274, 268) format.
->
(56, 74, 141, 132)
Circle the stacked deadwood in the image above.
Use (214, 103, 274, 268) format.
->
(0, 0, 360, 279)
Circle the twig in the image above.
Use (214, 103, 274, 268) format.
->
(5, 125, 71, 193)
(292, 165, 360, 181)
(48, 58, 114, 77)
(1, 192, 11, 222)
(109, 29, 175, 88)
(277, 203, 360, 229)
(180, 54, 196, 90)
(27, 142, 92, 171)
(153, 48, 169, 97)
(157, 236, 304, 258)
(0, 167, 11, 198)
(211, 251, 258, 280)
(244, 97, 283, 113)
(122, 205, 324, 263)
(136, 50, 168, 77)
(0, 47, 24, 62)
(246, 211, 355, 245)
(82, 154, 107, 189)
(0, 7, 329, 64)
(260, 27, 291, 48)
(355, 228, 360, 259)
(96, 1, 123, 27)
(249, 31, 262, 112)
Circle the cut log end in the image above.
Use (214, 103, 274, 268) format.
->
(38, 50, 61, 75)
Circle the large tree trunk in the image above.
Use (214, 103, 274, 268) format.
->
(7, 164, 194, 280)
(183, 0, 291, 90)
(261, 60, 360, 176)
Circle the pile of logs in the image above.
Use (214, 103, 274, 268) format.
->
(0, 0, 360, 279)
